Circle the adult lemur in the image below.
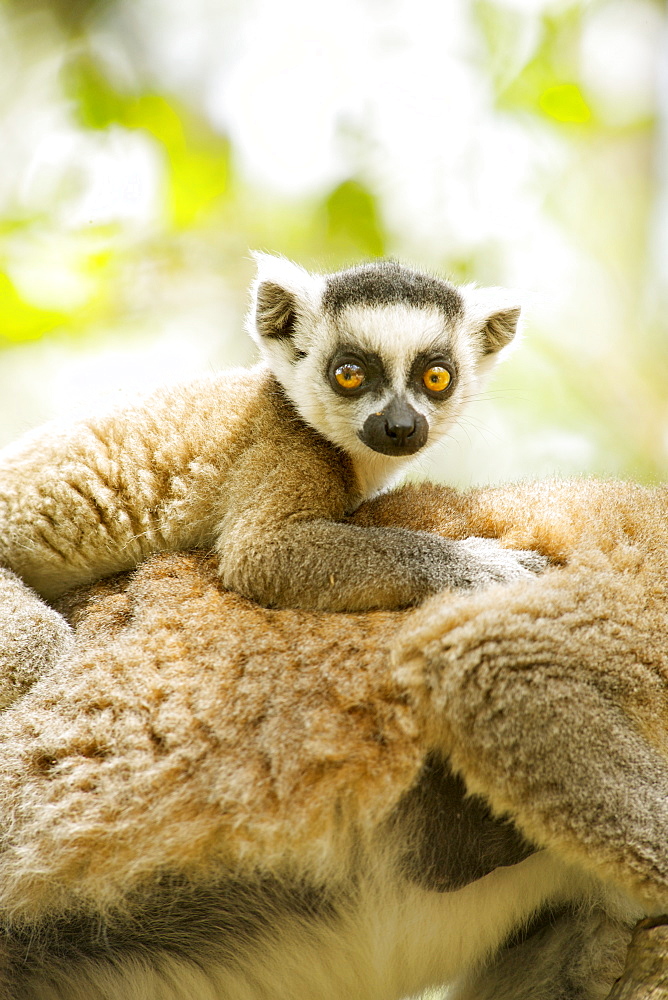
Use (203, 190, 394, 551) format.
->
(1, 476, 667, 999)
(0, 254, 541, 689)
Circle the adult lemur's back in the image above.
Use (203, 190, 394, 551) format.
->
(0, 254, 542, 697)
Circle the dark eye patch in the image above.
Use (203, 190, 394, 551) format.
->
(327, 348, 387, 397)
(409, 352, 457, 400)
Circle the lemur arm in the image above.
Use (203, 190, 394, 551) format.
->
(392, 483, 668, 911)
(215, 449, 543, 613)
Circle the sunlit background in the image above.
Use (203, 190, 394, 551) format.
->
(0, 0, 666, 489)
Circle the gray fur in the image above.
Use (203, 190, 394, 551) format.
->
(254, 281, 299, 340)
(1, 846, 635, 1000)
(410, 580, 668, 898)
(321, 259, 465, 319)
(481, 305, 521, 354)
(451, 905, 632, 1000)
(227, 517, 547, 611)
(390, 753, 536, 891)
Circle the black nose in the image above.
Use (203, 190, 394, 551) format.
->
(385, 412, 416, 445)
(358, 397, 429, 456)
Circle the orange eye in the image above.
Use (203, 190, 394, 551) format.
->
(423, 366, 451, 392)
(335, 364, 365, 390)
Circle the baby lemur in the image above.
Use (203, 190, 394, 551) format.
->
(0, 254, 540, 660)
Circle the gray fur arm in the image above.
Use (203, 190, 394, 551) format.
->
(394, 557, 668, 909)
(217, 518, 545, 612)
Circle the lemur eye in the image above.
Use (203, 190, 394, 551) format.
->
(334, 364, 365, 390)
(423, 366, 451, 392)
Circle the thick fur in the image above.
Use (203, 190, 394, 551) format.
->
(0, 477, 666, 998)
(0, 257, 537, 688)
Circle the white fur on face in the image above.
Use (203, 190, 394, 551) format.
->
(333, 303, 449, 383)
(265, 302, 488, 498)
(249, 260, 518, 500)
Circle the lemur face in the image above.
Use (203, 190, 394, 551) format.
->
(248, 255, 520, 471)
(327, 345, 446, 458)
(319, 300, 460, 459)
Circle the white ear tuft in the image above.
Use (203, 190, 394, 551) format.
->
(461, 285, 523, 356)
(251, 252, 324, 304)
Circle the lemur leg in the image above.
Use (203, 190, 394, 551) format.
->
(451, 906, 632, 1000)
(394, 560, 668, 907)
(0, 568, 73, 709)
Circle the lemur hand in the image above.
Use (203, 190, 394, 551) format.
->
(441, 536, 548, 591)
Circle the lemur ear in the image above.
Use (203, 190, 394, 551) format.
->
(479, 305, 521, 355)
(462, 286, 522, 357)
(249, 253, 322, 342)
(255, 281, 297, 339)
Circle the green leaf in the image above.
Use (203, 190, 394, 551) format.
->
(538, 84, 591, 123)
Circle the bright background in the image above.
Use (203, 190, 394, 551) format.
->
(0, 0, 666, 490)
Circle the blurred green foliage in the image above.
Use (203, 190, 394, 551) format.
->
(4, 0, 111, 34)
(324, 179, 386, 259)
(0, 272, 69, 341)
(0, 0, 666, 483)
(481, 3, 595, 124)
(65, 56, 233, 227)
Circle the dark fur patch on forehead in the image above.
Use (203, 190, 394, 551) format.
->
(322, 261, 463, 320)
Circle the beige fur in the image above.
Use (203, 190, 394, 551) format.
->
(0, 258, 532, 610)
(0, 477, 665, 998)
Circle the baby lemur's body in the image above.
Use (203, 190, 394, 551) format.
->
(0, 255, 539, 682)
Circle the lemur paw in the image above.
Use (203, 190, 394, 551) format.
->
(510, 547, 550, 575)
(0, 569, 74, 710)
(450, 537, 548, 591)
